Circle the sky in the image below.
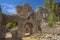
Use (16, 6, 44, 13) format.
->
(0, 0, 60, 14)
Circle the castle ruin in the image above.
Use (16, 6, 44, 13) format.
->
(0, 3, 48, 40)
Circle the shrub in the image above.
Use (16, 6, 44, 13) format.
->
(6, 22, 17, 29)
(6, 23, 13, 29)
(48, 13, 55, 26)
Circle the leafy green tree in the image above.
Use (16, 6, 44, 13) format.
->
(44, 0, 56, 26)
(44, 0, 51, 10)
(48, 13, 55, 26)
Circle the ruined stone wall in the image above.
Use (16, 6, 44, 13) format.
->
(16, 3, 33, 14)
(0, 6, 5, 40)
(0, 3, 49, 40)
(15, 3, 38, 38)
(2, 14, 20, 24)
(0, 3, 37, 40)
(36, 6, 48, 31)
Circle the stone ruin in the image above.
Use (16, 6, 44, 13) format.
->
(0, 3, 48, 40)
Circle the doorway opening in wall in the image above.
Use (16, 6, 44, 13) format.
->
(24, 23, 33, 36)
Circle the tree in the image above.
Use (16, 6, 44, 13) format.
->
(44, 0, 56, 26)
(44, 0, 50, 10)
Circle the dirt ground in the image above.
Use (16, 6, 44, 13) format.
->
(5, 33, 38, 40)
(22, 37, 37, 40)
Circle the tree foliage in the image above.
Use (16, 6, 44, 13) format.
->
(56, 3, 60, 15)
(44, 0, 51, 11)
(48, 13, 55, 26)
(44, 0, 56, 26)
(6, 22, 17, 29)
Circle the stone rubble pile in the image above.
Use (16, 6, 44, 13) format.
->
(40, 34, 60, 40)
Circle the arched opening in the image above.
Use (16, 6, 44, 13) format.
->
(24, 23, 33, 36)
